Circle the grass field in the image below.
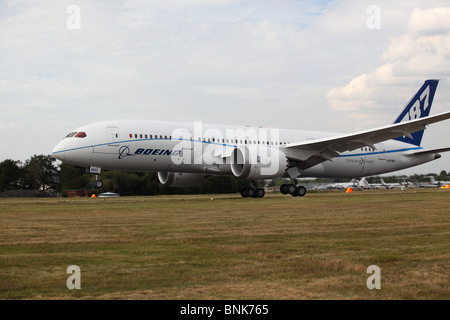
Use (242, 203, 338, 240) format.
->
(0, 189, 449, 300)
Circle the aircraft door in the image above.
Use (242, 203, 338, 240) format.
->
(106, 126, 120, 146)
(93, 126, 121, 154)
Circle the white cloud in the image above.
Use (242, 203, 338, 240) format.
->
(324, 5, 450, 175)
(408, 7, 450, 34)
(326, 6, 450, 126)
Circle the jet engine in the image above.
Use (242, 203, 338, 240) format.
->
(157, 172, 206, 187)
(230, 146, 288, 180)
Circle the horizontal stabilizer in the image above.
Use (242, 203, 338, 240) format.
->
(403, 147, 450, 157)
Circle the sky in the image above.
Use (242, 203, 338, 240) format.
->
(1, 0, 449, 176)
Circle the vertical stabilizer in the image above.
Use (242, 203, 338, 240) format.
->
(392, 79, 439, 146)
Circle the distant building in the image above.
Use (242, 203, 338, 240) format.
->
(65, 189, 93, 197)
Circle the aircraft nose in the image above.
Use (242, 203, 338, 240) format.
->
(52, 141, 66, 161)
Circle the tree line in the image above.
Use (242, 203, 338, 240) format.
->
(0, 154, 448, 196)
(0, 155, 249, 196)
(0, 155, 58, 192)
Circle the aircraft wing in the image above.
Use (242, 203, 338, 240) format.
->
(284, 111, 450, 163)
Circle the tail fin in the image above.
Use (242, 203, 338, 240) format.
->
(359, 177, 370, 189)
(392, 79, 439, 146)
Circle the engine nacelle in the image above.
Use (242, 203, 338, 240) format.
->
(157, 172, 206, 187)
(230, 146, 288, 180)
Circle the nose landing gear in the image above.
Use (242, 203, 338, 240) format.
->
(89, 166, 103, 189)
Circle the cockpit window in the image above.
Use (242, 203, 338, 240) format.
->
(65, 131, 87, 138)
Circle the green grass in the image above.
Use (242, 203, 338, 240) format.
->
(0, 189, 449, 299)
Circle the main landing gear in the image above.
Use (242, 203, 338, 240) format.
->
(280, 183, 307, 197)
(240, 187, 265, 198)
(240, 180, 266, 198)
(239, 180, 307, 198)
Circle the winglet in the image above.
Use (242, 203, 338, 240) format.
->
(392, 79, 439, 146)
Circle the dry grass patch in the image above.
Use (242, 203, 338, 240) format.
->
(1, 189, 449, 299)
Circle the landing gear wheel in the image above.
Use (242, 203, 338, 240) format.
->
(287, 184, 296, 194)
(240, 188, 249, 198)
(291, 186, 307, 197)
(255, 188, 265, 198)
(280, 184, 289, 194)
(92, 179, 103, 189)
(297, 186, 307, 197)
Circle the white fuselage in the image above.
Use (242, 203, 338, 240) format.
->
(52, 120, 436, 179)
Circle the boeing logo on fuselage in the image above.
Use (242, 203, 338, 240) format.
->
(134, 148, 181, 156)
(119, 146, 182, 159)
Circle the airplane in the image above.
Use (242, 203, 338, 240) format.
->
(349, 177, 387, 190)
(358, 177, 378, 190)
(413, 180, 439, 188)
(429, 176, 450, 187)
(52, 79, 450, 198)
(379, 178, 402, 189)
(313, 178, 359, 190)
